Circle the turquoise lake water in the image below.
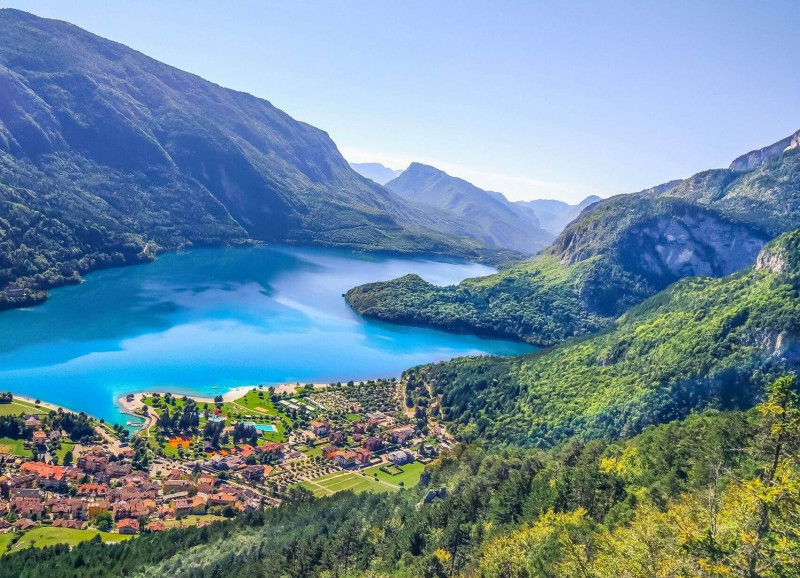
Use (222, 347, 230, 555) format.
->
(0, 246, 534, 425)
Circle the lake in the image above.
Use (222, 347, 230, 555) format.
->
(0, 246, 534, 424)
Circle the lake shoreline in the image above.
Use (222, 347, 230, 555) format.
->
(1, 245, 529, 426)
(11, 393, 83, 416)
(116, 381, 343, 411)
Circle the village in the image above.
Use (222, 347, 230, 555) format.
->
(0, 379, 451, 556)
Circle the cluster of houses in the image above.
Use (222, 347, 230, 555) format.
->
(202, 441, 287, 479)
(0, 444, 268, 537)
(310, 418, 421, 470)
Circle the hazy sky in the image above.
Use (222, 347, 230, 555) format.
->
(3, 1, 799, 202)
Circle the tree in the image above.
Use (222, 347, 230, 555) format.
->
(94, 511, 113, 532)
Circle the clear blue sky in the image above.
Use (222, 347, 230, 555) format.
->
(3, 1, 799, 202)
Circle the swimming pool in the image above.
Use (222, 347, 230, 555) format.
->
(243, 422, 277, 433)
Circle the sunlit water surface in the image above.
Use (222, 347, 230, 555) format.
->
(0, 246, 535, 424)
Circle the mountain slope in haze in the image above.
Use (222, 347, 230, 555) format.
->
(349, 161, 403, 184)
(385, 162, 555, 254)
(516, 194, 601, 234)
(348, 130, 800, 344)
(0, 9, 506, 310)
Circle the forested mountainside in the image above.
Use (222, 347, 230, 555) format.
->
(348, 133, 800, 344)
(398, 228, 800, 447)
(385, 163, 554, 254)
(350, 162, 403, 185)
(345, 254, 651, 346)
(6, 382, 799, 577)
(515, 194, 601, 234)
(0, 9, 506, 311)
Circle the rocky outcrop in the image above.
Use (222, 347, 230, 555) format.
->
(755, 227, 800, 278)
(729, 129, 800, 172)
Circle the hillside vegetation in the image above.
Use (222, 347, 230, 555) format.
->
(4, 382, 799, 577)
(346, 254, 650, 346)
(402, 228, 800, 447)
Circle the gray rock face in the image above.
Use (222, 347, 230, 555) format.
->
(729, 129, 800, 172)
(756, 247, 787, 275)
(629, 211, 767, 282)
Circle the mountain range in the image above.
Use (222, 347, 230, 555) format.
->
(515, 195, 601, 234)
(4, 8, 800, 577)
(347, 128, 800, 345)
(0, 9, 518, 310)
(384, 162, 555, 254)
(355, 160, 604, 240)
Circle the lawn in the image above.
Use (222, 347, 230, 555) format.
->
(363, 461, 426, 488)
(0, 400, 47, 416)
(0, 437, 31, 457)
(234, 390, 279, 415)
(0, 533, 13, 554)
(55, 442, 76, 464)
(2, 527, 130, 556)
(162, 514, 228, 529)
(300, 444, 323, 457)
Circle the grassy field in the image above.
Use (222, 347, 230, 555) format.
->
(0, 400, 47, 416)
(300, 471, 397, 497)
(235, 390, 279, 415)
(364, 461, 425, 488)
(162, 514, 228, 529)
(54, 442, 75, 464)
(300, 444, 323, 457)
(1, 527, 130, 556)
(0, 437, 31, 457)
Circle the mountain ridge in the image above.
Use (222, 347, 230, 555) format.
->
(385, 162, 554, 254)
(347, 129, 800, 344)
(0, 9, 514, 310)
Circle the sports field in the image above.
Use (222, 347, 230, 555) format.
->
(300, 471, 397, 497)
(363, 461, 425, 487)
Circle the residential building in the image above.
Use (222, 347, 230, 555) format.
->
(117, 518, 139, 535)
(310, 421, 330, 436)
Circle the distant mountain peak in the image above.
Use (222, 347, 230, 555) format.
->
(349, 162, 404, 185)
(385, 162, 553, 254)
(729, 129, 800, 172)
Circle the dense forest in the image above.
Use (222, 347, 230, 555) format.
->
(4, 378, 799, 577)
(400, 228, 800, 447)
(346, 254, 650, 346)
